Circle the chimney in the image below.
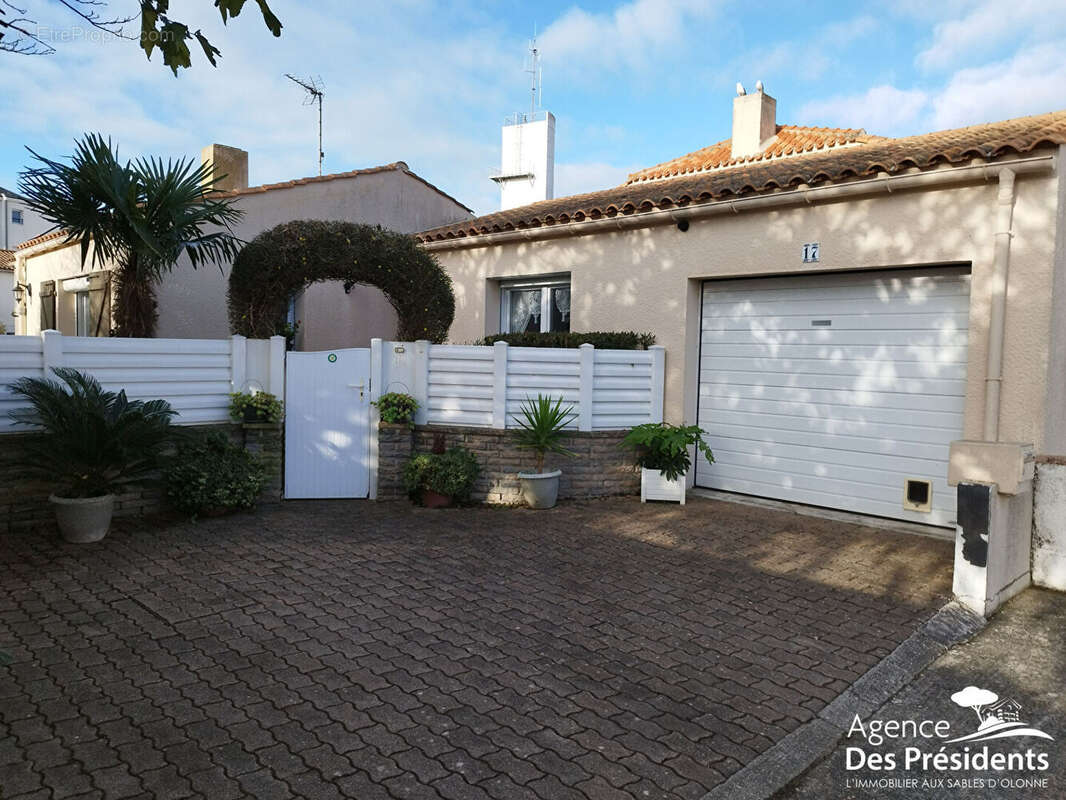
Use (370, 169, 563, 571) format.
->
(200, 144, 249, 193)
(731, 82, 776, 160)
(491, 112, 555, 211)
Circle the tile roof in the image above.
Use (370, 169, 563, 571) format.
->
(0, 249, 13, 270)
(625, 125, 880, 183)
(416, 110, 1066, 245)
(14, 229, 66, 251)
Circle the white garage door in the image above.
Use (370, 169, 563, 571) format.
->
(696, 267, 970, 528)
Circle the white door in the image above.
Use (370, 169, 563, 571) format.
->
(285, 348, 371, 499)
(697, 267, 970, 528)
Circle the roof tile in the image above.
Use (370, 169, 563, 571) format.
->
(417, 110, 1066, 244)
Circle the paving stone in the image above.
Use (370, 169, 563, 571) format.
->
(0, 498, 952, 800)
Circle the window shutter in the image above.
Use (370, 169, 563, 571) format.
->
(87, 272, 111, 337)
(39, 281, 56, 331)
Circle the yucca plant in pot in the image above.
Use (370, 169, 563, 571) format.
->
(7, 368, 177, 542)
(511, 394, 577, 509)
(621, 422, 714, 505)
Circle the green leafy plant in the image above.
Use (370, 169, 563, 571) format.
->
(511, 394, 577, 474)
(274, 319, 300, 351)
(6, 367, 177, 498)
(621, 423, 715, 481)
(19, 133, 244, 338)
(403, 447, 480, 504)
(229, 391, 283, 424)
(373, 392, 419, 426)
(478, 331, 656, 350)
(228, 219, 455, 343)
(163, 431, 265, 518)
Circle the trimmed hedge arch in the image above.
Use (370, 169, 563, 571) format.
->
(227, 220, 455, 342)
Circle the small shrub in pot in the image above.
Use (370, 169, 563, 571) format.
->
(511, 394, 577, 509)
(6, 368, 177, 542)
(164, 431, 266, 519)
(229, 391, 283, 424)
(403, 446, 480, 507)
(372, 392, 419, 427)
(621, 423, 714, 504)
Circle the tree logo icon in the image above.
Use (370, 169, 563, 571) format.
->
(946, 686, 1053, 743)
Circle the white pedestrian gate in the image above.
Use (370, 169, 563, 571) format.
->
(284, 348, 372, 499)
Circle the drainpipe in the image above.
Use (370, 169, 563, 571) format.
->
(983, 168, 1016, 442)
(1, 193, 7, 250)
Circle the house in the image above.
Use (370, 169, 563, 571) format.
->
(0, 186, 50, 249)
(417, 86, 1066, 614)
(11, 145, 472, 348)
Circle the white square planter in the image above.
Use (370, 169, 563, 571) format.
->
(640, 468, 686, 504)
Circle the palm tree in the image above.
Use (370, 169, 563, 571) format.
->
(18, 134, 244, 337)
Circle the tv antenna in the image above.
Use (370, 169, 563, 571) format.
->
(286, 73, 325, 175)
(524, 34, 541, 120)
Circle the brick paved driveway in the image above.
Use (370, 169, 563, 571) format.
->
(1, 497, 953, 800)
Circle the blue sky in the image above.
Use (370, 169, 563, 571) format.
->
(2, 0, 1065, 216)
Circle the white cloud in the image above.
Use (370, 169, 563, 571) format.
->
(928, 42, 1066, 129)
(916, 0, 1066, 71)
(798, 86, 929, 135)
(539, 0, 717, 77)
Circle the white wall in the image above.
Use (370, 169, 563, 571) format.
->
(498, 114, 555, 210)
(2, 194, 51, 250)
(1, 268, 13, 333)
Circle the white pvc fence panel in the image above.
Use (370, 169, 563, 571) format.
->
(0, 331, 285, 432)
(373, 339, 664, 432)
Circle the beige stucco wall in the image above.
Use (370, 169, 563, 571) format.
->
(431, 155, 1064, 455)
(12, 239, 107, 336)
(15, 168, 470, 349)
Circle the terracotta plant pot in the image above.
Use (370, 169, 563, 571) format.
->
(421, 489, 453, 508)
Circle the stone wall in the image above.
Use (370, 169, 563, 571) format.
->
(0, 422, 283, 532)
(377, 423, 639, 503)
(1033, 457, 1066, 591)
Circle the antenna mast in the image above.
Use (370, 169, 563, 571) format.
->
(525, 35, 541, 120)
(285, 73, 325, 175)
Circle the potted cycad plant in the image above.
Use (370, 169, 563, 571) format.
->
(7, 368, 177, 542)
(512, 394, 577, 509)
(621, 422, 714, 505)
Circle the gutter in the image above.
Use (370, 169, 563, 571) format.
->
(420, 154, 1056, 252)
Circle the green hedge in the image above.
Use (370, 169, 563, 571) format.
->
(477, 331, 655, 350)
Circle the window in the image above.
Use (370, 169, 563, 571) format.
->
(11, 209, 23, 224)
(500, 278, 570, 334)
(75, 291, 91, 337)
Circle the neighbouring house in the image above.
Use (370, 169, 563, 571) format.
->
(0, 185, 50, 250)
(11, 145, 472, 348)
(417, 86, 1066, 614)
(0, 249, 14, 331)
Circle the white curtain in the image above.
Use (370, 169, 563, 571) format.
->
(509, 289, 540, 332)
(553, 287, 570, 322)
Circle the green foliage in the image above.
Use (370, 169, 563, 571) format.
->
(229, 391, 283, 424)
(6, 367, 177, 498)
(478, 331, 656, 350)
(140, 1, 282, 74)
(511, 394, 577, 474)
(18, 133, 244, 337)
(621, 423, 715, 481)
(227, 220, 455, 343)
(163, 431, 265, 518)
(274, 319, 300, 350)
(372, 392, 419, 426)
(403, 447, 480, 503)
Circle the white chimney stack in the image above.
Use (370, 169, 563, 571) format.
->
(731, 82, 776, 160)
(492, 112, 555, 211)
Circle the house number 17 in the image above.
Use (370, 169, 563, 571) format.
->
(802, 242, 820, 263)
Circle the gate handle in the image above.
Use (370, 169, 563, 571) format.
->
(348, 382, 365, 399)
